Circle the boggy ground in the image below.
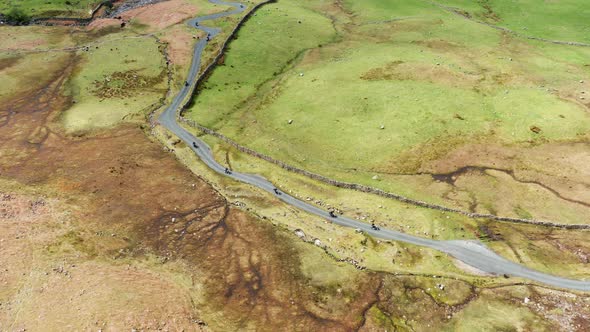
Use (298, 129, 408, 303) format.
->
(1, 1, 590, 331)
(0, 51, 375, 330)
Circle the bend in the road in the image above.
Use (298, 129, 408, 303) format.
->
(158, 0, 590, 292)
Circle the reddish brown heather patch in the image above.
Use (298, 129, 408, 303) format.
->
(88, 0, 200, 32)
(160, 25, 199, 67)
(120, 0, 200, 31)
(359, 58, 485, 89)
(90, 68, 167, 99)
(87, 18, 122, 30)
(0, 51, 384, 330)
(0, 192, 60, 302)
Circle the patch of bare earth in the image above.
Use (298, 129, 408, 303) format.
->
(88, 0, 201, 31)
(87, 18, 122, 30)
(0, 48, 380, 330)
(121, 0, 200, 31)
(360, 59, 482, 88)
(0, 192, 61, 302)
(160, 24, 199, 67)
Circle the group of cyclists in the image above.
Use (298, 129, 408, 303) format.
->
(190, 140, 381, 232)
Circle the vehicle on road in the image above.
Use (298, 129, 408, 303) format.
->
(371, 223, 380, 231)
(224, 167, 232, 175)
(273, 188, 281, 195)
(155, 0, 590, 292)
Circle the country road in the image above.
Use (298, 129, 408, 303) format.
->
(158, 0, 590, 292)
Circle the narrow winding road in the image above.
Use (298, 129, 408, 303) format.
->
(159, 0, 590, 292)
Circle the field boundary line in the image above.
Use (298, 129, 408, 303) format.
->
(168, 0, 588, 229)
(180, 117, 589, 230)
(429, 1, 590, 48)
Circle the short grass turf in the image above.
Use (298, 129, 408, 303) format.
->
(62, 34, 167, 132)
(0, 0, 98, 18)
(185, 0, 590, 220)
(438, 0, 590, 44)
(189, 0, 336, 120)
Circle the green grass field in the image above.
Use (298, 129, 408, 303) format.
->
(439, 0, 590, 44)
(186, 0, 590, 224)
(62, 34, 167, 132)
(0, 0, 98, 19)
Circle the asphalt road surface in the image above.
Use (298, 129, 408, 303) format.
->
(159, 0, 590, 292)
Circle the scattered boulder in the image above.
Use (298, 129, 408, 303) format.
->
(372, 175, 379, 180)
(294, 229, 305, 239)
(288, 119, 293, 124)
(529, 125, 541, 134)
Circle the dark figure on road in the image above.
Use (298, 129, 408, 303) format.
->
(224, 167, 232, 174)
(371, 223, 380, 231)
(192, 142, 198, 148)
(329, 210, 337, 218)
(185, 81, 189, 87)
(206, 34, 210, 41)
(195, 22, 199, 26)
(273, 188, 281, 195)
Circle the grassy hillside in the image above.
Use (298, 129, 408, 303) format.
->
(185, 0, 590, 224)
(0, 0, 98, 19)
(439, 0, 590, 44)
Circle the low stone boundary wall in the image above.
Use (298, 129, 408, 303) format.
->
(180, 117, 590, 230)
(180, 0, 277, 115)
(173, 0, 589, 230)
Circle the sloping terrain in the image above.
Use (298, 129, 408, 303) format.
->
(2, 0, 590, 330)
(186, 0, 590, 225)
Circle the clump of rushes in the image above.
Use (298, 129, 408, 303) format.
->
(3, 8, 30, 25)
